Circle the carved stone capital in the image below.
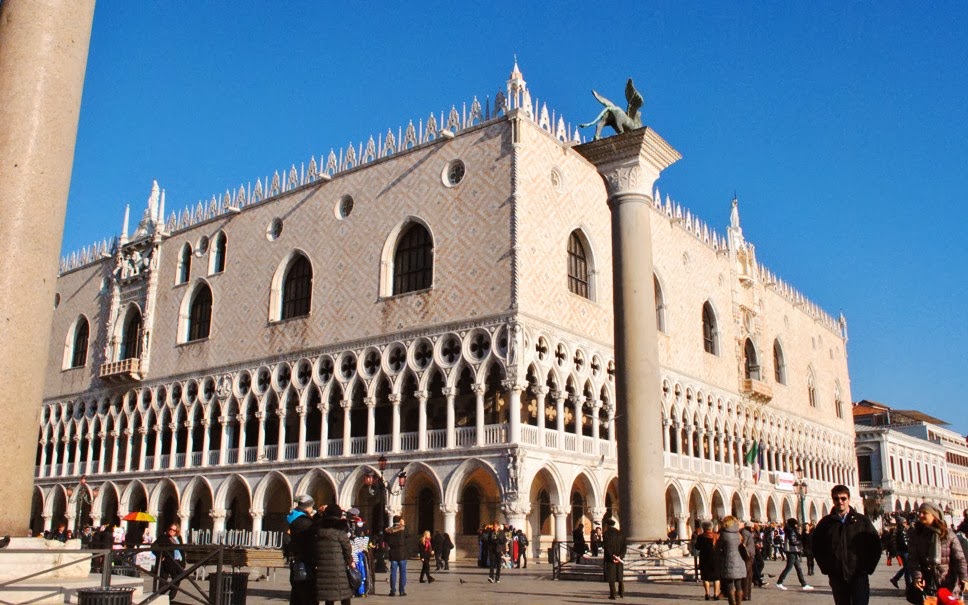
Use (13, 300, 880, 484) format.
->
(533, 385, 550, 397)
(249, 509, 264, 519)
(550, 505, 568, 517)
(340, 399, 352, 410)
(441, 387, 456, 398)
(471, 383, 486, 396)
(388, 394, 401, 405)
(364, 397, 377, 409)
(501, 379, 527, 393)
(575, 128, 682, 199)
(414, 390, 429, 400)
(438, 504, 459, 515)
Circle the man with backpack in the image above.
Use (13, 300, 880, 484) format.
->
(486, 523, 508, 583)
(515, 529, 529, 568)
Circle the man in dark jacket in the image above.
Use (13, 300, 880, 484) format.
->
(432, 531, 444, 570)
(889, 517, 910, 589)
(384, 516, 409, 596)
(602, 517, 627, 600)
(812, 485, 880, 605)
(486, 523, 508, 583)
(286, 494, 317, 605)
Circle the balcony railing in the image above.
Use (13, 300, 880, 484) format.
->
(98, 357, 143, 382)
(741, 378, 773, 402)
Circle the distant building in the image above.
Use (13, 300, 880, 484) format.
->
(854, 400, 967, 518)
(34, 64, 856, 554)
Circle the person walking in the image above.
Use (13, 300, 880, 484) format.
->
(889, 517, 911, 590)
(715, 516, 749, 605)
(486, 523, 508, 583)
(152, 523, 187, 602)
(440, 532, 453, 570)
(287, 495, 318, 605)
(812, 485, 880, 605)
(384, 516, 409, 596)
(802, 522, 815, 576)
(573, 521, 587, 564)
(958, 509, 968, 537)
(515, 529, 529, 568)
(602, 517, 626, 600)
(776, 518, 814, 591)
(418, 530, 435, 584)
(739, 522, 756, 601)
(431, 531, 444, 571)
(906, 502, 967, 601)
(314, 505, 355, 605)
(695, 521, 721, 601)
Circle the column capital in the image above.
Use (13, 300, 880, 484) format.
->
(439, 504, 459, 515)
(533, 385, 550, 397)
(575, 128, 681, 198)
(364, 397, 377, 409)
(550, 505, 568, 517)
(414, 390, 429, 400)
(388, 394, 402, 405)
(249, 509, 264, 519)
(471, 383, 486, 396)
(441, 387, 456, 398)
(209, 510, 226, 520)
(340, 399, 352, 410)
(501, 380, 527, 393)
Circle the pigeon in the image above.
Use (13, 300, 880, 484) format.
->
(459, 578, 466, 585)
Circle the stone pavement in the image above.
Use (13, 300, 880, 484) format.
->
(194, 557, 912, 605)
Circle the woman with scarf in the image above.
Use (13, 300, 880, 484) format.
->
(695, 521, 721, 600)
(418, 530, 436, 583)
(907, 502, 967, 600)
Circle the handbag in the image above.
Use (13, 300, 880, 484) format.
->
(346, 565, 363, 591)
(290, 560, 308, 583)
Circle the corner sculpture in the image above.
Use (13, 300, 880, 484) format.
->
(579, 78, 644, 140)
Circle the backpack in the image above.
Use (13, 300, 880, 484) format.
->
(519, 534, 529, 549)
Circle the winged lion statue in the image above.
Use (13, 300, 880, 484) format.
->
(579, 78, 644, 140)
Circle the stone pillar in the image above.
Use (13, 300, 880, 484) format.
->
(297, 405, 308, 460)
(85, 435, 95, 475)
(319, 404, 329, 457)
(577, 128, 681, 540)
(504, 380, 524, 445)
(275, 409, 286, 462)
(675, 513, 689, 541)
(250, 509, 264, 536)
(168, 423, 180, 468)
(219, 417, 230, 465)
(0, 0, 95, 537)
(341, 400, 352, 457)
(443, 388, 456, 449)
(535, 386, 548, 433)
(590, 507, 608, 526)
(109, 431, 121, 474)
(554, 391, 565, 449)
(551, 505, 569, 542)
(200, 420, 212, 466)
(590, 399, 602, 447)
(502, 501, 529, 531)
(473, 384, 486, 446)
(71, 435, 82, 475)
(152, 426, 164, 470)
(389, 394, 401, 453)
(210, 510, 226, 534)
(255, 411, 266, 461)
(38, 440, 49, 478)
(416, 390, 429, 451)
(179, 514, 190, 539)
(441, 504, 458, 564)
(136, 428, 148, 471)
(365, 398, 376, 455)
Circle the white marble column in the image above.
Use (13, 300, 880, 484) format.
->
(152, 425, 164, 471)
(416, 390, 429, 451)
(342, 400, 352, 457)
(591, 399, 602, 446)
(255, 411, 266, 461)
(676, 513, 689, 541)
(110, 431, 121, 474)
(555, 392, 566, 449)
(71, 436, 82, 476)
(473, 384, 485, 447)
(571, 396, 584, 437)
(275, 409, 286, 462)
(552, 505, 569, 542)
(443, 388, 456, 449)
(576, 129, 681, 540)
(169, 423, 180, 467)
(441, 505, 458, 564)
(250, 509, 264, 536)
(179, 514, 190, 539)
(505, 380, 524, 445)
(122, 430, 134, 473)
(390, 395, 401, 453)
(210, 511, 226, 534)
(297, 405, 308, 460)
(38, 439, 49, 478)
(319, 404, 329, 457)
(535, 386, 549, 433)
(200, 420, 212, 466)
(365, 398, 376, 455)
(219, 417, 230, 465)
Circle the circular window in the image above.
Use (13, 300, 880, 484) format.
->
(335, 195, 354, 220)
(443, 160, 465, 187)
(196, 236, 209, 255)
(551, 168, 563, 192)
(266, 218, 283, 241)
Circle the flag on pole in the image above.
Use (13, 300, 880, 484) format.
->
(743, 441, 759, 466)
(753, 445, 765, 484)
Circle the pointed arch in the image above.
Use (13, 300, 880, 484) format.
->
(63, 315, 90, 369)
(773, 338, 787, 384)
(177, 243, 192, 284)
(379, 217, 435, 297)
(270, 250, 314, 321)
(210, 230, 227, 274)
(178, 280, 213, 343)
(567, 228, 597, 301)
(702, 301, 719, 355)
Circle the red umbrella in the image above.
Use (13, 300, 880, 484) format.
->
(121, 511, 156, 522)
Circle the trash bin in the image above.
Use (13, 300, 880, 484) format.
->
(77, 587, 134, 605)
(208, 571, 248, 605)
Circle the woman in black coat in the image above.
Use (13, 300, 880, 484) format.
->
(314, 505, 356, 605)
(695, 521, 721, 601)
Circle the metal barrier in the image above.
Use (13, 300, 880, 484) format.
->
(190, 529, 284, 549)
(0, 543, 238, 605)
(549, 539, 695, 581)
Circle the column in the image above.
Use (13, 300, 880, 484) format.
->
(297, 405, 308, 460)
(250, 509, 264, 536)
(275, 409, 286, 462)
(184, 422, 195, 469)
(576, 129, 681, 540)
(71, 435, 82, 475)
(341, 400, 352, 457)
(42, 515, 53, 533)
(591, 399, 602, 448)
(686, 425, 695, 459)
(210, 510, 226, 534)
(504, 380, 524, 445)
(675, 513, 689, 541)
(219, 417, 230, 465)
(365, 398, 376, 455)
(179, 514, 190, 539)
(38, 440, 49, 478)
(535, 386, 549, 435)
(51, 436, 61, 477)
(109, 432, 121, 474)
(502, 501, 529, 531)
(442, 388, 456, 449)
(122, 430, 133, 472)
(85, 435, 95, 475)
(473, 384, 485, 447)
(607, 404, 616, 442)
(416, 390, 429, 451)
(662, 420, 671, 453)
(319, 404, 329, 457)
(590, 506, 608, 526)
(555, 392, 565, 449)
(200, 419, 211, 466)
(390, 394, 401, 453)
(137, 428, 148, 470)
(0, 0, 96, 537)
(255, 411, 266, 461)
(441, 505, 458, 564)
(152, 425, 164, 470)
(551, 505, 569, 542)
(571, 396, 584, 438)
(169, 423, 180, 468)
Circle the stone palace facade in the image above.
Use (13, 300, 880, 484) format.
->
(34, 64, 857, 556)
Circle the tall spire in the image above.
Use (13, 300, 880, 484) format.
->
(120, 204, 130, 244)
(507, 58, 528, 113)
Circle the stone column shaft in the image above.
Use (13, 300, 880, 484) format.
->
(577, 128, 681, 540)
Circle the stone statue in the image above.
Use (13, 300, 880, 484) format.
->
(579, 78, 644, 140)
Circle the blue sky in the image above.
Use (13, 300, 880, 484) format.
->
(64, 2, 967, 435)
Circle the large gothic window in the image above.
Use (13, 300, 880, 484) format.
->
(120, 308, 142, 360)
(70, 318, 89, 368)
(807, 370, 817, 407)
(567, 231, 589, 299)
(773, 340, 786, 384)
(702, 302, 718, 355)
(188, 284, 213, 341)
(211, 232, 227, 274)
(654, 274, 666, 333)
(177, 244, 192, 284)
(393, 224, 433, 295)
(281, 255, 313, 319)
(744, 339, 760, 380)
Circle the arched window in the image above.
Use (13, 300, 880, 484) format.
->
(744, 339, 760, 380)
(187, 284, 213, 341)
(120, 308, 142, 360)
(211, 232, 226, 274)
(70, 318, 89, 368)
(773, 340, 786, 384)
(281, 255, 312, 319)
(393, 224, 433, 295)
(567, 231, 589, 298)
(654, 274, 666, 333)
(177, 244, 192, 284)
(834, 383, 844, 419)
(702, 302, 718, 355)
(807, 370, 817, 407)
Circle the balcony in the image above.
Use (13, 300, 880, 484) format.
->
(99, 357, 143, 383)
(741, 378, 773, 403)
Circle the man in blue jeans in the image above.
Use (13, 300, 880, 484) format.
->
(889, 517, 911, 590)
(385, 516, 409, 596)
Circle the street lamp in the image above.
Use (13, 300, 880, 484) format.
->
(363, 455, 407, 535)
(793, 466, 808, 526)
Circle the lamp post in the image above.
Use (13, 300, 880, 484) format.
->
(793, 466, 808, 526)
(363, 455, 407, 536)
